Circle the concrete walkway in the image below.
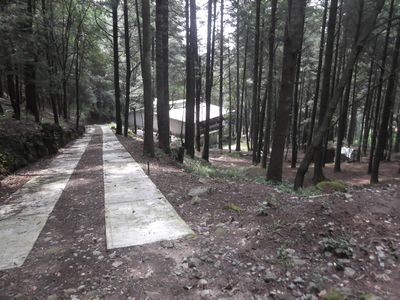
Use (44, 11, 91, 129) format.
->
(101, 125, 194, 250)
(0, 125, 194, 271)
(0, 127, 95, 270)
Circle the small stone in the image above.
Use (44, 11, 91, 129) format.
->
(287, 283, 297, 290)
(161, 241, 174, 248)
(188, 257, 202, 268)
(63, 288, 76, 294)
(306, 282, 320, 294)
(214, 260, 221, 268)
(285, 248, 296, 256)
(292, 258, 307, 266)
(251, 295, 269, 300)
(337, 259, 351, 266)
(344, 267, 356, 278)
(198, 279, 208, 287)
(292, 291, 303, 297)
(112, 261, 123, 268)
(47, 295, 58, 300)
(201, 289, 212, 298)
(293, 276, 305, 284)
(145, 291, 164, 298)
(337, 287, 353, 296)
(188, 186, 210, 197)
(264, 271, 277, 283)
(214, 228, 227, 236)
(191, 196, 202, 204)
(77, 285, 86, 291)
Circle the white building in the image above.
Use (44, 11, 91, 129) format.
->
(129, 99, 228, 142)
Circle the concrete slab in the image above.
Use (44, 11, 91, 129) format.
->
(0, 127, 94, 270)
(101, 126, 194, 250)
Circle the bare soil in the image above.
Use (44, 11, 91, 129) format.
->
(0, 127, 399, 300)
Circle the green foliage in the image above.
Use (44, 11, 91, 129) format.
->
(321, 288, 347, 300)
(182, 157, 247, 180)
(267, 180, 321, 196)
(312, 272, 331, 292)
(387, 238, 399, 260)
(358, 294, 373, 300)
(321, 236, 353, 258)
(316, 181, 347, 193)
(275, 242, 293, 267)
(224, 151, 244, 157)
(222, 204, 243, 213)
(257, 201, 268, 215)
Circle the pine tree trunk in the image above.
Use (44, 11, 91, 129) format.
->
(201, 0, 214, 161)
(347, 64, 358, 147)
(294, 0, 385, 190)
(307, 0, 328, 151)
(261, 0, 276, 168)
(371, 21, 400, 183)
(266, 0, 306, 182)
(156, 0, 170, 152)
(334, 74, 352, 172)
(368, 0, 394, 174)
(123, 0, 131, 137)
(313, 0, 338, 183)
(112, 0, 122, 135)
(251, 0, 261, 164)
(218, 0, 224, 150)
(142, 0, 155, 157)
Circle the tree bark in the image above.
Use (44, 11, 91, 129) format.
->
(112, 0, 122, 135)
(371, 22, 400, 183)
(185, 0, 196, 158)
(313, 0, 338, 183)
(123, 0, 131, 137)
(142, 0, 155, 156)
(218, 0, 224, 150)
(368, 0, 394, 174)
(261, 0, 276, 168)
(25, 0, 40, 123)
(251, 0, 261, 164)
(307, 0, 328, 151)
(156, 0, 170, 152)
(291, 49, 303, 168)
(334, 72, 352, 172)
(294, 0, 385, 190)
(266, 0, 306, 182)
(201, 0, 215, 161)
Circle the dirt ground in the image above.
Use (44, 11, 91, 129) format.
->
(0, 127, 399, 300)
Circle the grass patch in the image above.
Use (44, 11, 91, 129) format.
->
(222, 204, 243, 213)
(321, 236, 353, 258)
(275, 242, 293, 267)
(316, 181, 347, 193)
(267, 179, 321, 196)
(182, 157, 247, 180)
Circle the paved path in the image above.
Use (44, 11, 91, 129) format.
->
(0, 125, 193, 271)
(101, 125, 194, 249)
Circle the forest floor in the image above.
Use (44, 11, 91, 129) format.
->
(0, 123, 399, 300)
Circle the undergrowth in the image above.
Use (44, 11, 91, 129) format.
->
(182, 157, 247, 180)
(182, 157, 321, 196)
